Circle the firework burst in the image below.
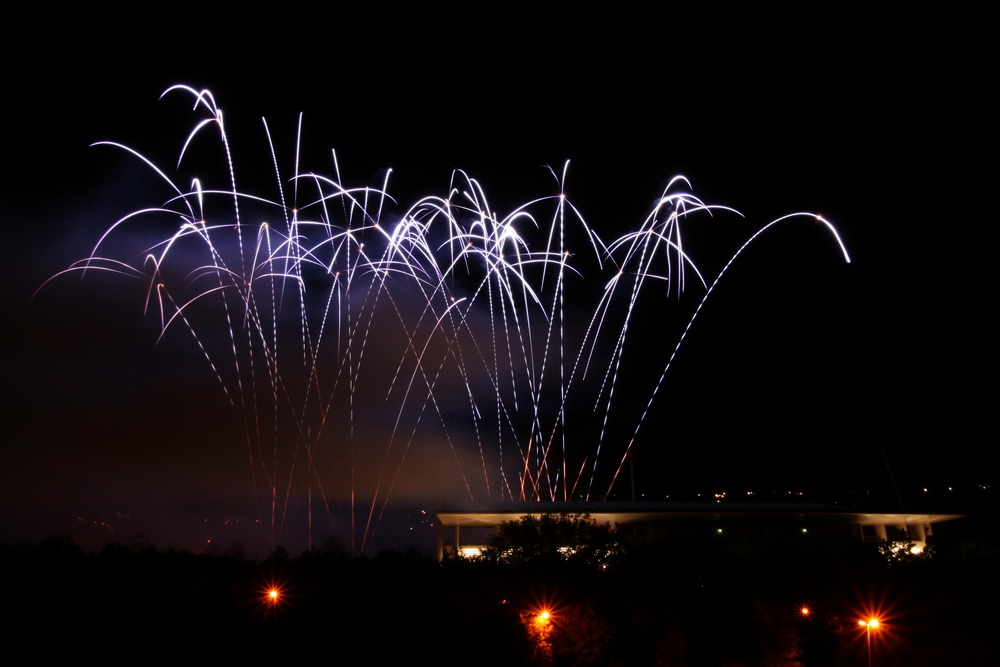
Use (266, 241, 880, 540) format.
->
(46, 86, 850, 550)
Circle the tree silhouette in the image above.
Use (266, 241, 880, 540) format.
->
(481, 513, 622, 568)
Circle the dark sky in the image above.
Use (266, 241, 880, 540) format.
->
(2, 8, 994, 554)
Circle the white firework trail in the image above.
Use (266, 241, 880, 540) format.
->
(44, 87, 851, 551)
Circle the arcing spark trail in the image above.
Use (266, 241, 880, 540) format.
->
(48, 86, 850, 550)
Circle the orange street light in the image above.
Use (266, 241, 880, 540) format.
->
(523, 606, 554, 663)
(858, 617, 881, 667)
(261, 581, 286, 610)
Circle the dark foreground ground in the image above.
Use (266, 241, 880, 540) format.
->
(7, 511, 998, 666)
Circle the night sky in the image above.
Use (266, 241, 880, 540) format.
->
(2, 8, 994, 554)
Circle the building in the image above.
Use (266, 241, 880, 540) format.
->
(435, 500, 963, 560)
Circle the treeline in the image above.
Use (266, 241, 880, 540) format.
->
(4, 516, 998, 665)
(4, 535, 527, 662)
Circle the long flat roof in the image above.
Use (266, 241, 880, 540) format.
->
(437, 501, 964, 528)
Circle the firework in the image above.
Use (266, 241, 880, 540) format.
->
(47, 86, 850, 550)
